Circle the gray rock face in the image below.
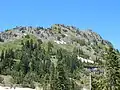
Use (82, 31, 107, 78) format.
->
(0, 24, 112, 60)
(0, 24, 112, 45)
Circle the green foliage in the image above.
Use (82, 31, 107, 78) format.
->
(37, 39, 43, 45)
(54, 62, 71, 90)
(74, 39, 86, 46)
(61, 34, 66, 38)
(1, 38, 119, 90)
(25, 35, 30, 39)
(0, 39, 85, 89)
(82, 54, 89, 59)
(58, 28, 61, 34)
(0, 76, 4, 83)
(105, 47, 120, 90)
(92, 47, 120, 90)
(5, 29, 10, 32)
(0, 38, 4, 42)
(0, 50, 4, 61)
(0, 34, 37, 52)
(57, 36, 61, 41)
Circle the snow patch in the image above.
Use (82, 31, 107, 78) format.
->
(0, 86, 35, 90)
(64, 34, 68, 36)
(54, 40, 66, 44)
(82, 88, 87, 90)
(23, 33, 27, 36)
(77, 56, 94, 64)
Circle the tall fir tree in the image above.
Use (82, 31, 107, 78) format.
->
(95, 47, 120, 90)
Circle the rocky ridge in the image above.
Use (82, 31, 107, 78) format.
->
(0, 24, 113, 61)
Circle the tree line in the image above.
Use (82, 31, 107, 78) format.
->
(0, 39, 83, 89)
(0, 38, 120, 90)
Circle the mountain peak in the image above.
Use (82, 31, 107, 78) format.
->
(0, 24, 112, 46)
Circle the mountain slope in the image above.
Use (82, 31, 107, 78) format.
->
(0, 24, 113, 61)
(0, 24, 116, 90)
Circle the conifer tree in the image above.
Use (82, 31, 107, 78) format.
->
(94, 47, 120, 90)
(105, 47, 120, 90)
(0, 50, 4, 62)
(55, 62, 70, 90)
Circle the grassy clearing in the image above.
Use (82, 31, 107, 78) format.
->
(0, 35, 37, 52)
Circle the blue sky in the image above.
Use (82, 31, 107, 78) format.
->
(0, 0, 120, 49)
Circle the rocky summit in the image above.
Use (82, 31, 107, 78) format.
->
(0, 24, 112, 61)
(0, 24, 111, 45)
(0, 24, 119, 90)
